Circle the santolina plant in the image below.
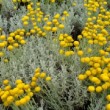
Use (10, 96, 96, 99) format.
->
(0, 67, 51, 108)
(78, 0, 110, 110)
(0, 0, 110, 110)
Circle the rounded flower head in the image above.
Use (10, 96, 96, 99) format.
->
(7, 96, 14, 103)
(106, 95, 110, 101)
(7, 45, 14, 51)
(40, 72, 46, 78)
(87, 86, 95, 92)
(19, 98, 27, 105)
(0, 52, 4, 57)
(46, 76, 51, 81)
(106, 104, 110, 110)
(78, 74, 86, 80)
(35, 86, 41, 92)
(4, 59, 9, 63)
(3, 80, 9, 85)
(96, 86, 102, 93)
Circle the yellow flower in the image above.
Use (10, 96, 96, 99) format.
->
(17, 83, 24, 89)
(59, 35, 64, 41)
(15, 35, 20, 40)
(101, 75, 109, 82)
(7, 45, 14, 51)
(50, 0, 55, 3)
(18, 89, 24, 96)
(60, 41, 66, 47)
(3, 80, 9, 85)
(4, 85, 11, 91)
(87, 48, 92, 53)
(40, 72, 46, 78)
(96, 86, 102, 93)
(85, 70, 91, 76)
(87, 86, 95, 92)
(91, 77, 101, 85)
(61, 17, 65, 21)
(88, 40, 93, 44)
(13, 43, 19, 48)
(15, 100, 21, 106)
(13, 0, 17, 3)
(106, 104, 110, 110)
(23, 21, 29, 26)
(45, 26, 51, 31)
(46, 77, 51, 81)
(106, 95, 110, 101)
(24, 95, 30, 101)
(0, 35, 6, 40)
(77, 50, 83, 56)
(78, 74, 86, 80)
(63, 11, 68, 15)
(59, 24, 64, 29)
(52, 19, 58, 24)
(35, 86, 41, 92)
(0, 52, 4, 57)
(3, 101, 9, 107)
(0, 42, 5, 48)
(99, 50, 106, 55)
(66, 36, 74, 42)
(30, 29, 36, 34)
(0, 91, 4, 97)
(30, 81, 36, 87)
(4, 58, 9, 63)
(20, 40, 26, 45)
(46, 21, 52, 25)
(52, 27, 58, 32)
(34, 72, 40, 78)
(28, 92, 33, 97)
(16, 79, 23, 84)
(26, 32, 31, 36)
(35, 68, 41, 73)
(65, 51, 73, 56)
(54, 14, 60, 19)
(36, 2, 40, 6)
(10, 88, 19, 95)
(9, 33, 15, 37)
(3, 41, 7, 46)
(1, 93, 9, 100)
(24, 84, 30, 90)
(74, 41, 79, 46)
(7, 96, 14, 103)
(102, 84, 108, 90)
(19, 98, 27, 105)
(7, 37, 13, 41)
(59, 49, 64, 54)
(32, 77, 37, 81)
(44, 17, 48, 21)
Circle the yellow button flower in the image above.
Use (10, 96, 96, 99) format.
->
(3, 80, 9, 85)
(87, 86, 95, 92)
(46, 77, 51, 81)
(35, 86, 41, 92)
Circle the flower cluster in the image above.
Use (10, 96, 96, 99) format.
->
(77, 0, 110, 110)
(12, 0, 30, 4)
(0, 1, 70, 62)
(59, 33, 74, 56)
(21, 2, 68, 37)
(58, 32, 81, 57)
(0, 29, 26, 59)
(12, 0, 31, 10)
(50, 0, 56, 3)
(0, 68, 51, 107)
